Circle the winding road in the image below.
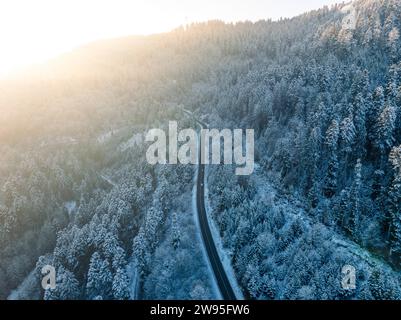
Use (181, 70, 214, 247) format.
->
(195, 122, 237, 300)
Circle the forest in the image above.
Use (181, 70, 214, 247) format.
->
(0, 0, 401, 300)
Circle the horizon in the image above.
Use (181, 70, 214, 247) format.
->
(0, 0, 344, 77)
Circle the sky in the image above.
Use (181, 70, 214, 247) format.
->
(0, 0, 342, 75)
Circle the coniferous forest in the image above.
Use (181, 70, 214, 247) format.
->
(1, 0, 401, 300)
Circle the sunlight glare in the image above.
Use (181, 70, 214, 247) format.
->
(0, 0, 340, 76)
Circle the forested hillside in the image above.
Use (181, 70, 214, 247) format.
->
(1, 0, 401, 299)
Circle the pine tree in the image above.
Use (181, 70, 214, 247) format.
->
(337, 189, 350, 228)
(350, 70, 369, 99)
(340, 115, 356, 154)
(388, 146, 401, 258)
(112, 268, 130, 300)
(307, 127, 322, 208)
(324, 120, 340, 198)
(86, 252, 113, 300)
(353, 93, 368, 158)
(246, 264, 262, 299)
(368, 86, 385, 138)
(144, 206, 163, 249)
(44, 266, 80, 300)
(373, 104, 396, 166)
(372, 169, 385, 202)
(369, 270, 385, 300)
(387, 64, 400, 100)
(0, 205, 15, 245)
(346, 159, 363, 240)
(171, 212, 181, 250)
(387, 26, 400, 62)
(190, 283, 210, 300)
(369, 269, 399, 300)
(132, 230, 148, 274)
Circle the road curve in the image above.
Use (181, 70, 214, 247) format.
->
(196, 128, 237, 300)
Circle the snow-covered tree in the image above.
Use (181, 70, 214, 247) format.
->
(171, 212, 181, 250)
(373, 104, 396, 163)
(86, 252, 113, 299)
(112, 268, 130, 300)
(44, 266, 80, 300)
(388, 146, 401, 258)
(345, 159, 363, 240)
(324, 120, 340, 198)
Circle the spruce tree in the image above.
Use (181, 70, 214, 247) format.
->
(388, 146, 401, 258)
(324, 120, 340, 198)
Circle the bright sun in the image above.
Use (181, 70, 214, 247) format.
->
(0, 0, 184, 76)
(0, 0, 341, 77)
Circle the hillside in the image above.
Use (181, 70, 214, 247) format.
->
(1, 0, 401, 299)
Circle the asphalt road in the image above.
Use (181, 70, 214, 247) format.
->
(196, 133, 237, 300)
